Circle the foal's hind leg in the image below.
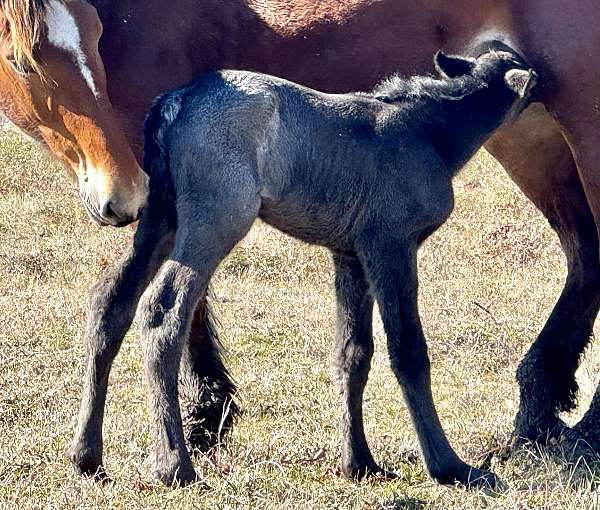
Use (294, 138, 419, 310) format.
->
(69, 210, 174, 478)
(139, 257, 207, 486)
(357, 237, 496, 487)
(139, 194, 259, 486)
(331, 252, 390, 479)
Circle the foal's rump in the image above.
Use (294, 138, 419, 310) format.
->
(144, 72, 276, 191)
(143, 71, 362, 240)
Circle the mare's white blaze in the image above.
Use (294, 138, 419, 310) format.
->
(469, 29, 520, 55)
(45, 0, 100, 97)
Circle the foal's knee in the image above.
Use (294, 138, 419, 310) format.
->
(138, 281, 188, 362)
(138, 275, 179, 330)
(86, 270, 133, 341)
(338, 340, 373, 367)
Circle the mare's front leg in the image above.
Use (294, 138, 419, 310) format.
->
(357, 236, 496, 487)
(69, 210, 175, 478)
(486, 105, 600, 450)
(332, 252, 391, 478)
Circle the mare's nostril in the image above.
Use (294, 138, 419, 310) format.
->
(100, 200, 119, 221)
(98, 199, 135, 226)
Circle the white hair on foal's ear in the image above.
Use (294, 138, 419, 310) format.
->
(504, 69, 537, 98)
(45, 0, 99, 97)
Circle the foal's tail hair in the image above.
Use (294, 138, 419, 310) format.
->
(143, 90, 185, 201)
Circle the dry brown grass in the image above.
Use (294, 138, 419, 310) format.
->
(0, 127, 599, 509)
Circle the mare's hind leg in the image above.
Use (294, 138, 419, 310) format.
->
(486, 104, 600, 449)
(356, 236, 496, 487)
(69, 209, 175, 478)
(547, 102, 600, 455)
(331, 252, 390, 478)
(139, 192, 259, 486)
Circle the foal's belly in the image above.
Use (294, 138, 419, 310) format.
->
(258, 197, 358, 251)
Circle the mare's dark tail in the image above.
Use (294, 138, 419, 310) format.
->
(143, 91, 240, 451)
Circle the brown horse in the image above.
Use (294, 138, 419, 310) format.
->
(0, 0, 148, 225)
(1, 0, 599, 478)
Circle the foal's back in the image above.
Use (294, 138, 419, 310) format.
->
(152, 70, 442, 248)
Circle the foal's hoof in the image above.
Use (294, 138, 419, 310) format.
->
(68, 445, 106, 481)
(431, 463, 500, 491)
(342, 461, 398, 481)
(153, 457, 198, 487)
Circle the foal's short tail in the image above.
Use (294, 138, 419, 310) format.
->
(143, 91, 184, 202)
(142, 91, 240, 451)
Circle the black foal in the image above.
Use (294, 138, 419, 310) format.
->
(71, 49, 537, 487)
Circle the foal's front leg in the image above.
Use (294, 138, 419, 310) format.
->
(332, 252, 391, 478)
(69, 212, 174, 478)
(357, 238, 497, 488)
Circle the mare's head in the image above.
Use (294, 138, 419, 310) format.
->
(0, 0, 148, 226)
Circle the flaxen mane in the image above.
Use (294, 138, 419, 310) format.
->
(0, 0, 51, 77)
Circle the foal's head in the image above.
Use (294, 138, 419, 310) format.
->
(373, 47, 537, 110)
(434, 49, 537, 103)
(0, 0, 148, 226)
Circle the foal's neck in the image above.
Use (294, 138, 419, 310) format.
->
(420, 91, 515, 175)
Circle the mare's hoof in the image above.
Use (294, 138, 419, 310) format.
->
(68, 444, 106, 481)
(181, 397, 240, 453)
(511, 417, 567, 449)
(558, 426, 599, 463)
(153, 456, 198, 487)
(511, 420, 599, 463)
(463, 466, 502, 490)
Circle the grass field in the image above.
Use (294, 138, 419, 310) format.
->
(0, 127, 599, 509)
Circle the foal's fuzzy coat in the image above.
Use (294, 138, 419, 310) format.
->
(74, 50, 537, 487)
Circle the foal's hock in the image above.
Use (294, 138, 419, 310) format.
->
(73, 49, 537, 487)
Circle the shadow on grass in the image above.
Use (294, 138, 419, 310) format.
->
(386, 495, 426, 509)
(480, 434, 600, 493)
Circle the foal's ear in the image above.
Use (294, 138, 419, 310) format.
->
(434, 51, 476, 78)
(504, 69, 538, 98)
